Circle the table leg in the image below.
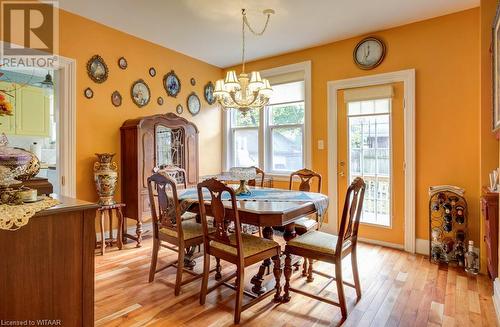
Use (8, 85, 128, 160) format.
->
(136, 218, 143, 248)
(116, 208, 124, 250)
(100, 211, 105, 255)
(251, 226, 274, 294)
(108, 209, 113, 242)
(184, 246, 197, 269)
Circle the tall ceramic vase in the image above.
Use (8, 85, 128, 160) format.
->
(94, 153, 118, 206)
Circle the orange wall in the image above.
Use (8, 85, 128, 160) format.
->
(480, 0, 499, 276)
(56, 10, 223, 202)
(226, 9, 481, 243)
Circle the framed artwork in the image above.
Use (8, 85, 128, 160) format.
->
(157, 96, 164, 105)
(176, 104, 183, 114)
(130, 79, 151, 108)
(118, 57, 127, 69)
(87, 55, 108, 83)
(493, 4, 500, 131)
(163, 70, 181, 97)
(149, 67, 156, 77)
(190, 77, 196, 86)
(187, 92, 201, 116)
(84, 87, 93, 99)
(111, 91, 122, 107)
(204, 81, 215, 105)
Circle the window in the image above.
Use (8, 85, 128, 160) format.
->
(225, 65, 309, 175)
(267, 81, 305, 172)
(347, 98, 391, 227)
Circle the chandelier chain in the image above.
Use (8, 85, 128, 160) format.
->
(241, 8, 272, 73)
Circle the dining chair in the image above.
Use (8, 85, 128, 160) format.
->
(288, 168, 322, 277)
(156, 165, 197, 221)
(248, 166, 265, 187)
(147, 172, 215, 295)
(198, 178, 282, 324)
(282, 177, 366, 321)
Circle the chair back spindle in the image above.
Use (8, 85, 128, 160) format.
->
(197, 178, 243, 259)
(248, 166, 265, 187)
(336, 177, 366, 254)
(289, 168, 322, 193)
(147, 173, 183, 240)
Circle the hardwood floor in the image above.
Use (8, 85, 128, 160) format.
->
(95, 234, 498, 326)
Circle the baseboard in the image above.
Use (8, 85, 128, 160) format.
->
(416, 238, 429, 255)
(357, 237, 404, 250)
(493, 278, 500, 324)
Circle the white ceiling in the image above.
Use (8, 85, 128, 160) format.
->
(58, 0, 479, 68)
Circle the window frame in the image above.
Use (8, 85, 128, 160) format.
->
(222, 61, 311, 179)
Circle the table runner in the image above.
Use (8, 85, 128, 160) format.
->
(178, 187, 329, 218)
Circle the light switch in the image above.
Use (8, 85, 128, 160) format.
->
(318, 139, 324, 150)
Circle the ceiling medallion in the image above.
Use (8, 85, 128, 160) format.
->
(214, 8, 274, 115)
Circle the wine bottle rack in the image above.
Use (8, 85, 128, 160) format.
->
(428, 187, 468, 266)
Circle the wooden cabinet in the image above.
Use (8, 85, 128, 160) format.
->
(0, 196, 97, 326)
(481, 187, 498, 279)
(0, 82, 50, 136)
(120, 113, 199, 244)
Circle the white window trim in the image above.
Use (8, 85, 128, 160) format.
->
(222, 61, 312, 180)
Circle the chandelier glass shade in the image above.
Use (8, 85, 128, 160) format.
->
(214, 9, 274, 114)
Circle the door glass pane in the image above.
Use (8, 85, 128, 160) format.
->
(271, 126, 303, 171)
(233, 128, 259, 167)
(348, 99, 391, 227)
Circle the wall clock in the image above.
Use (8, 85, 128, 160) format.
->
(186, 92, 201, 116)
(353, 37, 386, 70)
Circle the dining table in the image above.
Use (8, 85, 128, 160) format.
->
(177, 185, 329, 295)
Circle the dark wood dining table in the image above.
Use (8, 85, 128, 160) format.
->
(179, 186, 320, 295)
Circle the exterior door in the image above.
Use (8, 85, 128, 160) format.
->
(337, 82, 405, 246)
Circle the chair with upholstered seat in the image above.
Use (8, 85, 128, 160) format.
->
(288, 168, 322, 278)
(155, 165, 198, 221)
(282, 177, 366, 322)
(198, 178, 282, 324)
(147, 172, 216, 295)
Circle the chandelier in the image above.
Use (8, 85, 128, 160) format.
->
(214, 8, 274, 114)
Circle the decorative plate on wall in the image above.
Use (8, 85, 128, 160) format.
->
(118, 57, 127, 69)
(163, 70, 181, 97)
(190, 77, 196, 86)
(204, 81, 215, 105)
(87, 55, 109, 83)
(111, 91, 122, 107)
(187, 92, 201, 116)
(176, 104, 183, 114)
(84, 87, 93, 99)
(157, 96, 164, 105)
(149, 67, 156, 77)
(130, 79, 151, 108)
